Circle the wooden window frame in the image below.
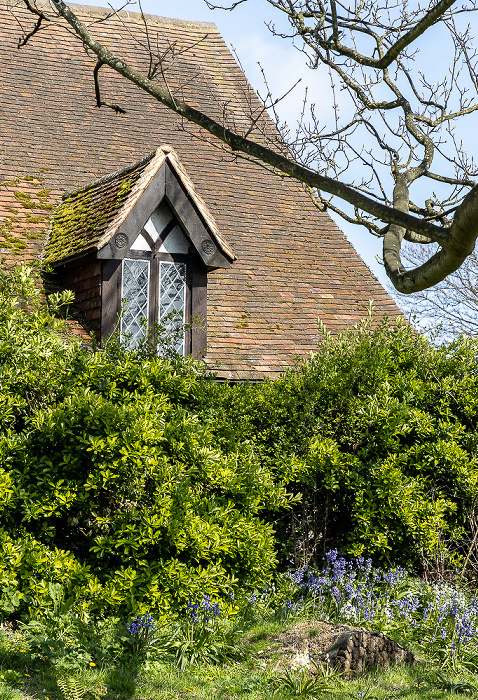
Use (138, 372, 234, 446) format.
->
(101, 247, 207, 357)
(125, 250, 192, 355)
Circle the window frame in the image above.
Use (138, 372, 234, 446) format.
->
(158, 259, 187, 356)
(101, 246, 207, 357)
(122, 248, 192, 354)
(120, 257, 151, 348)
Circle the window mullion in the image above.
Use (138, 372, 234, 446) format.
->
(149, 257, 159, 342)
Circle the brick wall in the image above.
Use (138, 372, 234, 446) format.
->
(54, 258, 102, 339)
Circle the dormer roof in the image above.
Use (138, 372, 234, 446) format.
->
(45, 146, 235, 268)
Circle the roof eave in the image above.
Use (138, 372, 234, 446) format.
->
(46, 245, 98, 268)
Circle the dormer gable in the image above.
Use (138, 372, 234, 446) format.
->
(46, 145, 235, 269)
(46, 146, 235, 356)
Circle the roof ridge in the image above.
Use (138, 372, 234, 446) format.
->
(33, 1, 218, 28)
(61, 149, 156, 201)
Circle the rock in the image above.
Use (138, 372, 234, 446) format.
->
(323, 628, 414, 674)
(261, 620, 414, 675)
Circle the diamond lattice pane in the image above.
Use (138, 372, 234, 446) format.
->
(159, 262, 186, 355)
(121, 258, 150, 348)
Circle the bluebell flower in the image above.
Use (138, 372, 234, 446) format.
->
(126, 612, 156, 636)
(332, 586, 342, 602)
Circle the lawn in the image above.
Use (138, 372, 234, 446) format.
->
(2, 621, 477, 700)
(2, 552, 478, 700)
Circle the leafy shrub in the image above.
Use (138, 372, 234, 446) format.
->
(0, 266, 290, 618)
(190, 316, 478, 573)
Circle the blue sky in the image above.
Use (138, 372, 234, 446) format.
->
(77, 0, 478, 300)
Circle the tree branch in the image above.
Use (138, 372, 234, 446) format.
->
(93, 61, 127, 113)
(18, 0, 477, 294)
(18, 0, 49, 47)
(385, 181, 478, 292)
(47, 0, 451, 246)
(268, 0, 459, 69)
(374, 0, 459, 68)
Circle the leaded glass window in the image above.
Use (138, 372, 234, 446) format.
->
(159, 261, 186, 355)
(121, 258, 150, 348)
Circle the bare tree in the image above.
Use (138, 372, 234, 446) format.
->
(16, 0, 478, 294)
(400, 242, 478, 340)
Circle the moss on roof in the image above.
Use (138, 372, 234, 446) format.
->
(45, 153, 155, 265)
(0, 175, 58, 265)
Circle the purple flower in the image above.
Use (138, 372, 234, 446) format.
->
(126, 612, 156, 636)
(332, 586, 342, 601)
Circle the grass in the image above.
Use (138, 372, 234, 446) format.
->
(3, 552, 478, 700)
(1, 617, 478, 700)
(3, 651, 477, 700)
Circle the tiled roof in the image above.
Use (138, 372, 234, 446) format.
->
(46, 146, 235, 265)
(0, 175, 58, 266)
(0, 1, 402, 378)
(45, 153, 152, 265)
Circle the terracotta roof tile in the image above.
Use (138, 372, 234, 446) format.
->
(0, 0, 402, 378)
(0, 176, 58, 267)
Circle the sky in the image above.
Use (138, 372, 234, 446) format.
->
(77, 0, 477, 301)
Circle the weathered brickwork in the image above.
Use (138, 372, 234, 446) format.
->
(54, 259, 102, 336)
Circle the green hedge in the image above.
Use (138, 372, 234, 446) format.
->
(1, 265, 478, 619)
(191, 316, 478, 572)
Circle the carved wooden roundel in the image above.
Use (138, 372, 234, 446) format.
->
(114, 233, 129, 249)
(201, 239, 215, 255)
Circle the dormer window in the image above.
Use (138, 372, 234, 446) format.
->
(45, 146, 235, 358)
(120, 202, 194, 354)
